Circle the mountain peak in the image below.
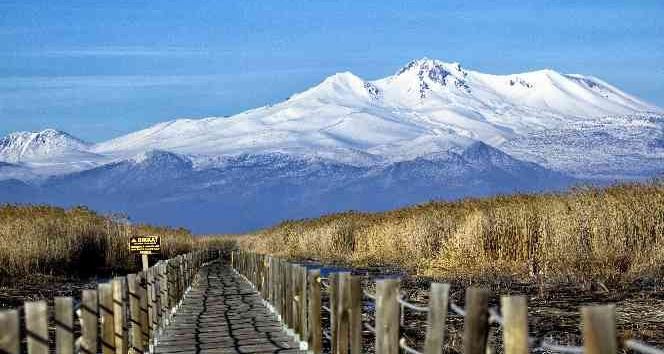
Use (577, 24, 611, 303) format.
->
(387, 58, 470, 98)
(291, 71, 380, 102)
(396, 58, 466, 78)
(0, 129, 91, 163)
(5, 128, 88, 144)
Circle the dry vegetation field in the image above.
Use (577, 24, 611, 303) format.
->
(239, 182, 664, 348)
(240, 182, 664, 284)
(0, 205, 195, 279)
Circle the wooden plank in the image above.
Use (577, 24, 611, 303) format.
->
(375, 278, 400, 354)
(128, 273, 145, 353)
(80, 289, 98, 354)
(424, 283, 449, 354)
(462, 287, 490, 354)
(25, 301, 48, 354)
(307, 269, 322, 354)
(55, 297, 74, 354)
(501, 296, 528, 354)
(112, 277, 128, 354)
(153, 261, 305, 354)
(349, 275, 362, 354)
(0, 309, 20, 354)
(582, 304, 617, 354)
(99, 283, 116, 354)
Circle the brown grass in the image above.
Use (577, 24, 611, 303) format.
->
(239, 182, 664, 283)
(0, 204, 196, 278)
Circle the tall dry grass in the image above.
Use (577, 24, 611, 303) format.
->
(0, 204, 195, 279)
(239, 182, 664, 282)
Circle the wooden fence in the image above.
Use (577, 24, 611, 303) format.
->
(231, 250, 664, 354)
(0, 249, 216, 354)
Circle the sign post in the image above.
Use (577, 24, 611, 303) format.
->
(129, 236, 161, 271)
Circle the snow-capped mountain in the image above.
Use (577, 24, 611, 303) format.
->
(0, 58, 662, 232)
(90, 58, 663, 177)
(0, 129, 91, 162)
(0, 129, 107, 177)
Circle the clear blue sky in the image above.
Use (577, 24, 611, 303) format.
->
(1, 0, 662, 142)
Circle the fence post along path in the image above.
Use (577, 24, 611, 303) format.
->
(230, 250, 664, 354)
(2, 247, 663, 354)
(0, 249, 212, 354)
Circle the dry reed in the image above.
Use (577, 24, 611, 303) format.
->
(239, 182, 664, 283)
(0, 204, 196, 279)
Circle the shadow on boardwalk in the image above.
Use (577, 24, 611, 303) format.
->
(154, 262, 304, 354)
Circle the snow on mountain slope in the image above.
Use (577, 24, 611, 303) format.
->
(92, 58, 662, 178)
(0, 129, 92, 162)
(0, 129, 111, 177)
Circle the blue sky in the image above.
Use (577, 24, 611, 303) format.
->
(0, 0, 662, 142)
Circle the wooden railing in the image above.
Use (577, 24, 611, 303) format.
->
(0, 249, 217, 354)
(231, 250, 663, 354)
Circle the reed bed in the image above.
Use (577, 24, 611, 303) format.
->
(239, 182, 664, 283)
(0, 204, 195, 279)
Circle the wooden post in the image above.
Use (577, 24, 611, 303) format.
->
(141, 254, 149, 271)
(99, 283, 116, 354)
(160, 262, 169, 325)
(112, 278, 128, 354)
(80, 290, 98, 354)
(307, 269, 322, 354)
(424, 283, 450, 354)
(147, 268, 156, 339)
(329, 272, 338, 353)
(349, 275, 362, 354)
(501, 296, 529, 354)
(274, 259, 281, 316)
(139, 273, 150, 350)
(291, 264, 301, 336)
(168, 260, 176, 309)
(25, 301, 48, 354)
(55, 297, 74, 354)
(0, 310, 20, 354)
(267, 256, 273, 304)
(285, 263, 293, 328)
(128, 274, 145, 353)
(462, 287, 490, 354)
(300, 265, 309, 346)
(582, 305, 617, 354)
(178, 256, 184, 299)
(375, 278, 400, 354)
(336, 272, 351, 354)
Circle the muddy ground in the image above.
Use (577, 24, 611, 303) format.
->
(0, 274, 105, 309)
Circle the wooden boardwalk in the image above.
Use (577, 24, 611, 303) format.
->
(154, 262, 305, 354)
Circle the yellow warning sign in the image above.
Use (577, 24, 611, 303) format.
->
(129, 236, 161, 254)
